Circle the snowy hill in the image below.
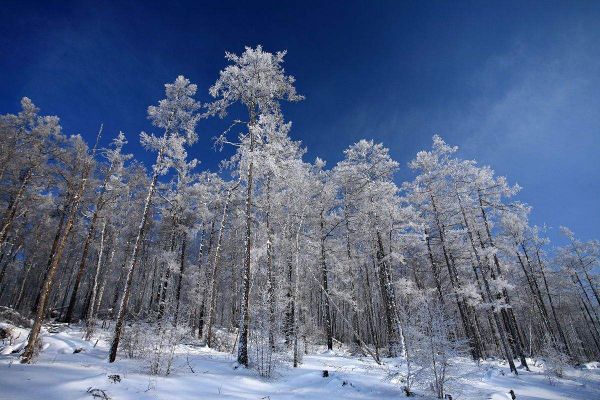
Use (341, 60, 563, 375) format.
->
(2, 323, 600, 400)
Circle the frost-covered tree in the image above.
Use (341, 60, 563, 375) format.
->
(205, 45, 303, 367)
(405, 135, 529, 374)
(109, 75, 200, 363)
(334, 139, 407, 357)
(63, 132, 132, 323)
(0, 98, 61, 251)
(22, 130, 96, 363)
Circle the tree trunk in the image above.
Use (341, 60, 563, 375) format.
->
(197, 219, 215, 338)
(375, 230, 404, 357)
(536, 249, 572, 356)
(109, 164, 160, 363)
(84, 219, 107, 340)
(237, 111, 256, 367)
(158, 225, 177, 320)
(424, 229, 445, 306)
(342, 195, 363, 349)
(265, 186, 276, 351)
(292, 213, 305, 367)
(573, 273, 600, 334)
(0, 237, 23, 295)
(569, 237, 600, 307)
(64, 208, 100, 322)
(0, 168, 33, 249)
(515, 245, 557, 347)
(173, 233, 187, 326)
(319, 209, 333, 351)
(205, 184, 235, 347)
(284, 253, 295, 345)
(14, 262, 33, 310)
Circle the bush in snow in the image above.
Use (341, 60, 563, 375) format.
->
(120, 321, 145, 359)
(540, 339, 571, 380)
(398, 279, 467, 398)
(0, 324, 13, 341)
(146, 323, 178, 376)
(0, 306, 32, 328)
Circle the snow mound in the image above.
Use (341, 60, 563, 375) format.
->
(583, 361, 600, 370)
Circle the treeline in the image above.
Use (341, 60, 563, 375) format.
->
(0, 46, 598, 394)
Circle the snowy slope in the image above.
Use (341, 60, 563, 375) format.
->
(1, 324, 599, 400)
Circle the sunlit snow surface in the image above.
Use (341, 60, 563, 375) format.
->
(1, 324, 600, 399)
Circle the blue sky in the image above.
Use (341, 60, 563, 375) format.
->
(1, 1, 599, 244)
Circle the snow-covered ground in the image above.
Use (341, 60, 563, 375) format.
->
(1, 322, 600, 400)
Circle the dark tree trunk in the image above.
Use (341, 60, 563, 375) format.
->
(375, 230, 403, 357)
(536, 250, 572, 356)
(320, 210, 333, 351)
(173, 234, 187, 326)
(205, 185, 234, 347)
(265, 180, 276, 351)
(64, 209, 100, 323)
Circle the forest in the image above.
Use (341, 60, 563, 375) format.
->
(1, 46, 599, 398)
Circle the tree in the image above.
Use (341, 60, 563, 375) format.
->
(109, 75, 200, 363)
(63, 132, 131, 323)
(405, 135, 525, 373)
(205, 45, 303, 367)
(22, 130, 96, 363)
(334, 139, 406, 357)
(0, 98, 61, 256)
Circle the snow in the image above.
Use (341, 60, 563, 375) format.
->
(1, 324, 600, 400)
(452, 359, 600, 399)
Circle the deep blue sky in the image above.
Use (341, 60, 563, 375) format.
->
(1, 1, 599, 244)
